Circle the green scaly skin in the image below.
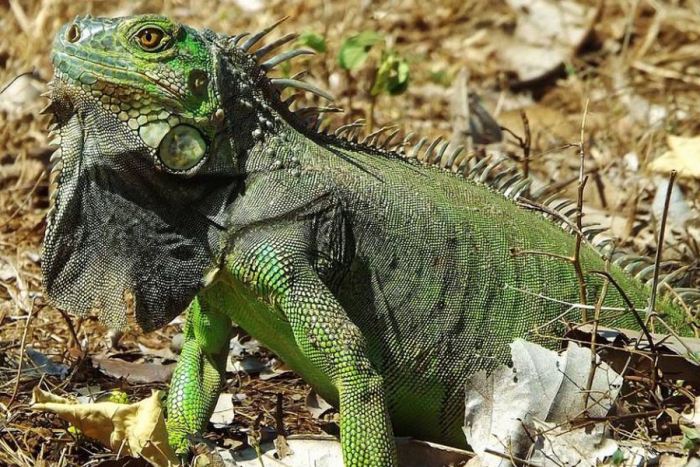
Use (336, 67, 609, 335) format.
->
(42, 15, 695, 467)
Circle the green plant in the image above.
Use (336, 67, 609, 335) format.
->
(298, 31, 327, 53)
(338, 30, 409, 130)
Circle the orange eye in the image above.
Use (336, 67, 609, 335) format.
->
(136, 27, 166, 51)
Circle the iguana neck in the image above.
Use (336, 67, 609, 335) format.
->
(212, 42, 331, 176)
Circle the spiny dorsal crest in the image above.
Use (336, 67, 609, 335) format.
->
(217, 18, 524, 189)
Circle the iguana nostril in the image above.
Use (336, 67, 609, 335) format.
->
(66, 24, 80, 43)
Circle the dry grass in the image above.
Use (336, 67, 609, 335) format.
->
(1, 0, 700, 465)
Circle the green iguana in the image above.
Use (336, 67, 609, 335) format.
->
(41, 14, 695, 467)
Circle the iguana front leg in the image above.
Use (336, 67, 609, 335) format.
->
(228, 235, 398, 467)
(166, 295, 231, 454)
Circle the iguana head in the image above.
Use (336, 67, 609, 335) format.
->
(42, 15, 241, 331)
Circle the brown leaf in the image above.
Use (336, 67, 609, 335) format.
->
(649, 135, 700, 179)
(31, 387, 178, 467)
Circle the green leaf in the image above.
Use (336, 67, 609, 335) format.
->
(610, 448, 625, 466)
(370, 52, 410, 96)
(681, 425, 700, 440)
(298, 32, 326, 53)
(681, 425, 700, 453)
(428, 69, 451, 87)
(338, 31, 383, 71)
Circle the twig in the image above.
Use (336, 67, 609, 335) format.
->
(504, 284, 629, 312)
(589, 270, 655, 353)
(648, 170, 676, 319)
(573, 101, 591, 320)
(9, 297, 35, 408)
(515, 199, 596, 250)
(592, 170, 608, 210)
(584, 269, 608, 412)
(0, 169, 46, 231)
(499, 110, 532, 184)
(484, 447, 543, 467)
(274, 392, 291, 458)
(56, 309, 82, 357)
(520, 110, 531, 180)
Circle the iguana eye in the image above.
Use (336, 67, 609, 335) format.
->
(135, 27, 168, 52)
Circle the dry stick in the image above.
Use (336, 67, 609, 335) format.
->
(0, 70, 35, 95)
(605, 170, 678, 398)
(646, 314, 698, 360)
(251, 413, 265, 467)
(573, 101, 591, 321)
(8, 297, 35, 408)
(531, 165, 597, 200)
(484, 447, 542, 467)
(0, 170, 46, 231)
(661, 282, 699, 339)
(56, 309, 82, 355)
(516, 199, 596, 250)
(584, 274, 608, 413)
(592, 171, 608, 210)
(520, 109, 531, 180)
(570, 409, 664, 430)
(624, 191, 639, 241)
(648, 170, 677, 323)
(274, 393, 291, 458)
(513, 109, 593, 318)
(463, 70, 473, 155)
(499, 111, 532, 184)
(512, 107, 592, 318)
(589, 270, 656, 353)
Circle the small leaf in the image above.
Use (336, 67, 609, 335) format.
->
(681, 425, 700, 440)
(681, 425, 700, 453)
(298, 32, 327, 53)
(371, 52, 410, 96)
(611, 448, 625, 466)
(428, 69, 451, 87)
(338, 31, 383, 71)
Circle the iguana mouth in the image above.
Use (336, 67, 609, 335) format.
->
(51, 50, 183, 107)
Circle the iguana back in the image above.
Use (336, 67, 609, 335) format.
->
(228, 129, 682, 447)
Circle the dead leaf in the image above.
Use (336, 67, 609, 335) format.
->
(222, 435, 470, 467)
(464, 340, 621, 467)
(228, 356, 270, 374)
(395, 438, 473, 467)
(528, 419, 618, 466)
(209, 393, 236, 428)
(93, 357, 175, 384)
(651, 177, 692, 228)
(499, 104, 578, 144)
(567, 325, 700, 383)
(0, 74, 43, 114)
(499, 0, 599, 84)
(31, 387, 177, 467)
(305, 390, 334, 419)
(649, 135, 700, 179)
(23, 347, 70, 378)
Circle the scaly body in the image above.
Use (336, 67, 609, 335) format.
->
(42, 15, 693, 466)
